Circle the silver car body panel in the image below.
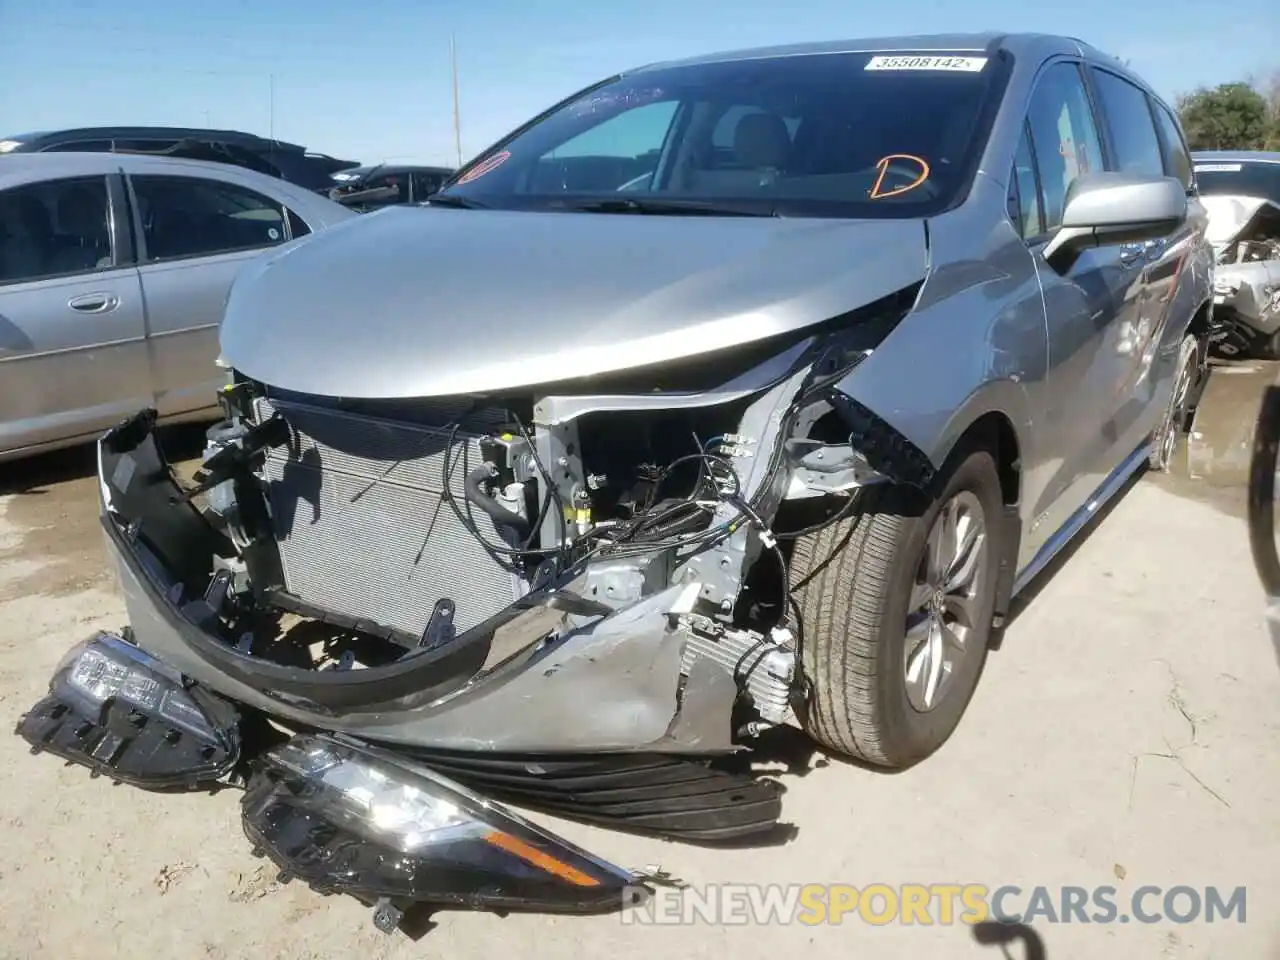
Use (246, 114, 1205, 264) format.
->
(219, 208, 928, 398)
(1215, 260, 1280, 334)
(0, 153, 355, 462)
(1202, 194, 1280, 334)
(1202, 194, 1280, 252)
(95, 33, 1214, 751)
(105, 528, 739, 752)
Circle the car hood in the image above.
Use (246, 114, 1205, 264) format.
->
(1202, 193, 1280, 250)
(219, 205, 928, 398)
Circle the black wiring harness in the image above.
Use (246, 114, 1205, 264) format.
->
(436, 378, 871, 711)
(439, 415, 570, 576)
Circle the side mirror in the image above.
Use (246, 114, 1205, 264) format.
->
(1042, 172, 1187, 271)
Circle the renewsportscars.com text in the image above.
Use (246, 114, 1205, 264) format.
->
(620, 883, 1248, 926)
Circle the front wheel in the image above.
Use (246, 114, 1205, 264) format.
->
(789, 447, 1007, 768)
(1148, 333, 1199, 473)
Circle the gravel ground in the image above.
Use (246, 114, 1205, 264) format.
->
(0, 420, 1277, 959)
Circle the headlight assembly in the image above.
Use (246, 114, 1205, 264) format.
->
(16, 631, 241, 789)
(241, 734, 638, 925)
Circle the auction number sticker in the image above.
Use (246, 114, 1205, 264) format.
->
(865, 55, 988, 72)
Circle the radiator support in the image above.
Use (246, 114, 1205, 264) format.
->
(252, 397, 524, 637)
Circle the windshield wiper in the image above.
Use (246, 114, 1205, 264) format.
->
(427, 193, 488, 209)
(568, 198, 779, 217)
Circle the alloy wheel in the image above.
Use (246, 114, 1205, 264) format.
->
(903, 490, 988, 713)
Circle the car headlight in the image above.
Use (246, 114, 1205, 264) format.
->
(241, 734, 637, 926)
(16, 631, 240, 789)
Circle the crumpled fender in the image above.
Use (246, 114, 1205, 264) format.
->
(826, 210, 1041, 488)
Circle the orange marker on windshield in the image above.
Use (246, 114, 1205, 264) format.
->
(869, 154, 931, 199)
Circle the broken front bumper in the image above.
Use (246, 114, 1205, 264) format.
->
(15, 631, 638, 929)
(95, 411, 748, 754)
(15, 411, 792, 927)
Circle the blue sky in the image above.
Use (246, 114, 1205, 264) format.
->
(1, 0, 1275, 167)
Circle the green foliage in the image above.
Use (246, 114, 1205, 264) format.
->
(1177, 75, 1280, 151)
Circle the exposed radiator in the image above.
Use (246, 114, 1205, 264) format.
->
(252, 397, 522, 637)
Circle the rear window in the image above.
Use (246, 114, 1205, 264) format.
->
(1193, 161, 1280, 206)
(438, 50, 1012, 218)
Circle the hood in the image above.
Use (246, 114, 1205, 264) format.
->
(220, 206, 928, 399)
(1202, 194, 1280, 251)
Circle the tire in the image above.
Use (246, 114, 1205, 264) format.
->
(1255, 327, 1280, 361)
(1148, 333, 1199, 472)
(788, 446, 1006, 768)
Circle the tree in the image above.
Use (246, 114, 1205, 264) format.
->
(1177, 82, 1269, 150)
(1259, 71, 1280, 150)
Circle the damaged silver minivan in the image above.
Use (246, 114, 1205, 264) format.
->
(1193, 152, 1280, 358)
(20, 33, 1214, 930)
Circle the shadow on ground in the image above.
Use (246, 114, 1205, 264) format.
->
(1, 424, 209, 497)
(972, 921, 1048, 959)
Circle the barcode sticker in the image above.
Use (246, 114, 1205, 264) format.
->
(1193, 163, 1243, 172)
(865, 55, 988, 72)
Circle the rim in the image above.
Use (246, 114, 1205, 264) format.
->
(903, 490, 988, 713)
(1157, 354, 1194, 468)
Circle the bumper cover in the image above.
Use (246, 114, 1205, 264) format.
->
(98, 411, 740, 753)
(90, 411, 786, 846)
(16, 637, 643, 931)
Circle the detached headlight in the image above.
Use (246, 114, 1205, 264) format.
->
(242, 734, 637, 926)
(16, 631, 240, 789)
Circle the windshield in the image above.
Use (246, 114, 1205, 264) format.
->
(1194, 161, 1280, 206)
(436, 50, 1010, 218)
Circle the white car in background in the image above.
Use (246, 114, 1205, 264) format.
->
(0, 152, 356, 462)
(1191, 151, 1280, 358)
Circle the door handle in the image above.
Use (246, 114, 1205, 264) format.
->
(68, 293, 119, 314)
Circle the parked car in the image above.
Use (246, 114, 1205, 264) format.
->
(19, 33, 1213, 933)
(1193, 150, 1280, 205)
(328, 163, 455, 210)
(1191, 151, 1280, 358)
(0, 152, 356, 461)
(0, 127, 360, 193)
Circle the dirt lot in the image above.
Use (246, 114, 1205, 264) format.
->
(1, 378, 1278, 959)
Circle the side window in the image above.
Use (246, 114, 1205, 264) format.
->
(0, 177, 113, 285)
(41, 140, 112, 153)
(1025, 62, 1105, 232)
(130, 175, 289, 261)
(544, 99, 679, 160)
(1090, 69, 1164, 177)
(113, 139, 182, 155)
(1010, 123, 1044, 238)
(366, 173, 409, 205)
(532, 99, 679, 193)
(1152, 103, 1194, 189)
(413, 173, 442, 199)
(286, 209, 311, 239)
